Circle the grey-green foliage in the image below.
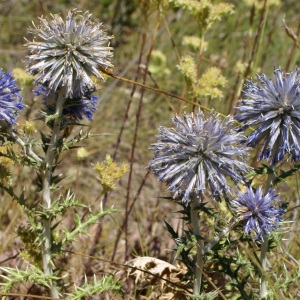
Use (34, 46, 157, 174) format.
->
(0, 265, 60, 293)
(275, 264, 300, 294)
(62, 206, 119, 244)
(69, 274, 123, 300)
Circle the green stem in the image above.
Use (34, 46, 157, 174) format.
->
(260, 169, 275, 299)
(41, 89, 65, 299)
(191, 199, 204, 295)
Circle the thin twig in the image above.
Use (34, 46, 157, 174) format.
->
(67, 250, 192, 294)
(99, 69, 215, 115)
(243, 0, 268, 80)
(285, 19, 300, 71)
(197, 266, 227, 300)
(124, 22, 159, 260)
(111, 169, 150, 261)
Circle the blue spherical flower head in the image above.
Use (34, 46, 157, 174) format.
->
(235, 68, 300, 165)
(231, 186, 284, 241)
(0, 70, 25, 126)
(149, 110, 250, 204)
(25, 9, 114, 99)
(34, 86, 98, 122)
(63, 94, 98, 121)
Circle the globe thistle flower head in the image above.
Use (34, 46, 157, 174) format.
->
(149, 110, 250, 204)
(235, 68, 300, 165)
(25, 9, 114, 99)
(34, 85, 98, 122)
(232, 186, 284, 241)
(0, 69, 25, 125)
(64, 94, 98, 121)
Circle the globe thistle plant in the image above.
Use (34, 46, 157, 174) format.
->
(34, 86, 98, 122)
(235, 68, 300, 165)
(25, 9, 114, 99)
(0, 70, 25, 125)
(63, 94, 98, 121)
(149, 110, 250, 204)
(231, 186, 284, 241)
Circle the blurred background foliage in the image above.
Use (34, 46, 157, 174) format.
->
(1, 0, 300, 298)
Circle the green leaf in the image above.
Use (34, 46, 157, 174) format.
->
(69, 274, 123, 299)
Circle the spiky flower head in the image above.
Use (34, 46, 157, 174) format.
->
(0, 70, 25, 126)
(231, 186, 284, 241)
(235, 68, 300, 165)
(149, 110, 250, 204)
(34, 86, 98, 122)
(25, 9, 114, 99)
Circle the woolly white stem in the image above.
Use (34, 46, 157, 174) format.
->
(191, 199, 204, 295)
(260, 170, 275, 299)
(41, 89, 65, 299)
(260, 236, 268, 298)
(8, 128, 43, 164)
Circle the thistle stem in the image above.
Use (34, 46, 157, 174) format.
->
(41, 89, 65, 298)
(203, 219, 240, 255)
(260, 236, 268, 298)
(191, 199, 204, 295)
(260, 169, 275, 299)
(8, 127, 43, 164)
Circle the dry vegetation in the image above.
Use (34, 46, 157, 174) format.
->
(0, 0, 300, 299)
